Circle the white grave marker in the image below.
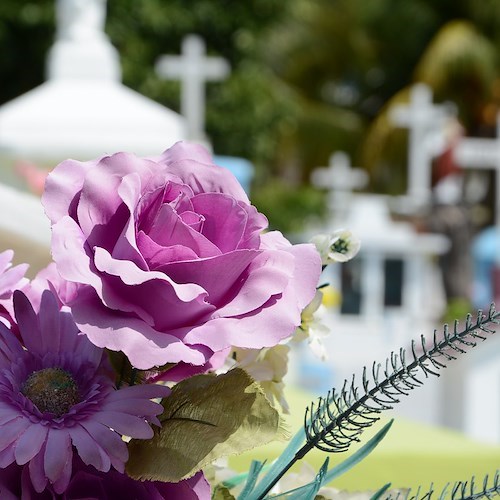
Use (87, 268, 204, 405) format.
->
(391, 83, 455, 206)
(156, 35, 230, 142)
(311, 151, 368, 217)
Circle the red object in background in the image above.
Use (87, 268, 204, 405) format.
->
(432, 119, 465, 186)
(14, 160, 48, 195)
(493, 266, 500, 303)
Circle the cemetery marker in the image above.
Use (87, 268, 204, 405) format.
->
(156, 35, 230, 142)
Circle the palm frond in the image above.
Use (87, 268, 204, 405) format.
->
(302, 304, 498, 455)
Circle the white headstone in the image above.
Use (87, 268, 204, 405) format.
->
(311, 151, 368, 218)
(391, 83, 455, 207)
(156, 34, 230, 142)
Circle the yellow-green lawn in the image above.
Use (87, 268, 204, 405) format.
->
(229, 387, 500, 492)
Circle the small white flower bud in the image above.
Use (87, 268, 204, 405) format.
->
(310, 229, 360, 265)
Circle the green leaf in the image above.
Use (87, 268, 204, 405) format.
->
(248, 427, 306, 500)
(222, 465, 271, 491)
(269, 458, 330, 499)
(126, 368, 286, 482)
(370, 483, 392, 500)
(238, 460, 267, 499)
(320, 419, 394, 484)
(107, 349, 146, 387)
(212, 485, 237, 500)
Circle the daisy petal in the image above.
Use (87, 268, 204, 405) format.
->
(43, 430, 72, 484)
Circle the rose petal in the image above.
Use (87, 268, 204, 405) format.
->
(137, 232, 198, 267)
(161, 249, 260, 308)
(191, 193, 248, 252)
(51, 216, 102, 292)
(76, 153, 155, 238)
(155, 141, 250, 203)
(42, 157, 91, 223)
(71, 288, 206, 369)
(147, 204, 220, 258)
(93, 247, 214, 329)
(214, 249, 294, 317)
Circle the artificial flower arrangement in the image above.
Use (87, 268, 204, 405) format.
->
(0, 141, 497, 499)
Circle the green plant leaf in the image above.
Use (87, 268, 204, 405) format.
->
(248, 427, 306, 500)
(212, 485, 237, 500)
(370, 483, 392, 500)
(269, 458, 330, 499)
(126, 368, 286, 482)
(222, 465, 272, 491)
(238, 460, 267, 500)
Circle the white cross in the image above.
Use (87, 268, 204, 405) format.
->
(311, 151, 368, 215)
(156, 34, 230, 142)
(391, 83, 455, 206)
(455, 117, 500, 224)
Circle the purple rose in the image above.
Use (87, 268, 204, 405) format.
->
(42, 142, 321, 369)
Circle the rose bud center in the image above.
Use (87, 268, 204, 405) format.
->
(22, 367, 80, 417)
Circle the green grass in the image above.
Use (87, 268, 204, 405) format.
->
(229, 387, 500, 493)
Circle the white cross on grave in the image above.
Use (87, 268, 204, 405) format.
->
(311, 151, 368, 218)
(391, 83, 455, 207)
(455, 116, 500, 224)
(156, 34, 230, 142)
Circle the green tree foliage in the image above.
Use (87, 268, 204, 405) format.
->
(0, 1, 54, 104)
(106, 0, 292, 165)
(2, 1, 500, 230)
(266, 0, 500, 195)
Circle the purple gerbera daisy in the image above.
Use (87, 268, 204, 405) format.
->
(0, 459, 210, 500)
(0, 289, 169, 494)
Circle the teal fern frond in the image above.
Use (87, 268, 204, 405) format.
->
(254, 305, 498, 499)
(388, 470, 500, 499)
(301, 304, 498, 456)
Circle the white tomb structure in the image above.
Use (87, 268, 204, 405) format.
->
(307, 151, 449, 393)
(0, 184, 50, 275)
(320, 196, 448, 372)
(156, 34, 230, 145)
(367, 84, 500, 442)
(0, 0, 186, 171)
(0, 0, 188, 273)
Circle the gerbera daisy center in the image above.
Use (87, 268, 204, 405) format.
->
(21, 367, 80, 417)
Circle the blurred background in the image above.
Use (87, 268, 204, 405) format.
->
(0, 0, 499, 490)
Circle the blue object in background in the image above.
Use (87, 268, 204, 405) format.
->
(213, 155, 254, 195)
(472, 226, 500, 308)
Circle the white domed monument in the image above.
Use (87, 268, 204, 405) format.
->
(0, 0, 187, 273)
(0, 0, 186, 167)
